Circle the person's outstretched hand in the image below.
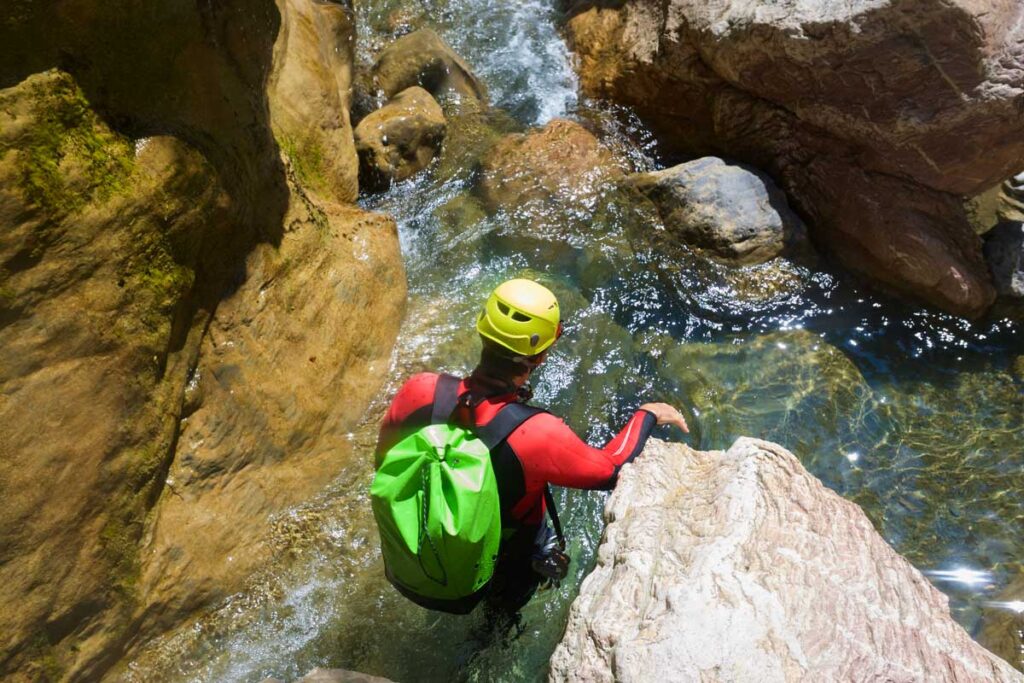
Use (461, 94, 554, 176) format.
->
(639, 402, 689, 433)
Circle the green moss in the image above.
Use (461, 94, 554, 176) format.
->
(0, 270, 15, 307)
(13, 71, 134, 216)
(26, 631, 65, 682)
(99, 445, 166, 601)
(280, 133, 328, 193)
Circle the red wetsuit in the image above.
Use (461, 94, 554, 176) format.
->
(375, 372, 657, 530)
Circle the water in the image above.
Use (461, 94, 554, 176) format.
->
(125, 0, 1024, 679)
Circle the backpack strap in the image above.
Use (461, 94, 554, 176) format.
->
(475, 402, 544, 450)
(543, 485, 566, 550)
(430, 374, 461, 425)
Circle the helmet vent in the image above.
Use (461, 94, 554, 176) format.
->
(511, 311, 531, 322)
(497, 302, 510, 315)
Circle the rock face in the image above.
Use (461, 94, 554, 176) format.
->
(355, 86, 447, 191)
(628, 157, 806, 265)
(372, 28, 487, 104)
(269, 0, 360, 202)
(0, 1, 406, 679)
(985, 222, 1024, 298)
(479, 118, 622, 213)
(550, 438, 1022, 682)
(563, 0, 1024, 316)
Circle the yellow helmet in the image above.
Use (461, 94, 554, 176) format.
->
(477, 278, 561, 357)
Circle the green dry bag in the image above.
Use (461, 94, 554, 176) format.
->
(371, 423, 501, 611)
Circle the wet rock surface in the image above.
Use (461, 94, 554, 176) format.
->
(627, 157, 806, 265)
(563, 0, 1024, 316)
(0, 71, 233, 681)
(550, 438, 1023, 682)
(985, 222, 1024, 298)
(0, 0, 406, 679)
(355, 86, 446, 191)
(263, 667, 396, 682)
(982, 574, 1024, 673)
(479, 118, 622, 213)
(372, 28, 487, 105)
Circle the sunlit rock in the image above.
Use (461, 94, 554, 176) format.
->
(372, 28, 487, 105)
(627, 157, 807, 265)
(355, 86, 447, 192)
(479, 119, 623, 214)
(551, 438, 1023, 682)
(563, 0, 1024, 316)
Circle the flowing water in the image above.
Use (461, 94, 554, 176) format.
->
(126, 0, 1024, 679)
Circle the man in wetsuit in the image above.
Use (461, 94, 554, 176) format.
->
(375, 278, 688, 611)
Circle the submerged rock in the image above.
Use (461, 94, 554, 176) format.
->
(985, 222, 1024, 298)
(550, 438, 1022, 682)
(564, 0, 1024, 316)
(355, 86, 446, 191)
(372, 28, 487, 105)
(627, 157, 807, 265)
(981, 573, 1024, 673)
(262, 667, 396, 682)
(479, 118, 622, 214)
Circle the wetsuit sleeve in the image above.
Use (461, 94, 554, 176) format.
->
(509, 409, 657, 491)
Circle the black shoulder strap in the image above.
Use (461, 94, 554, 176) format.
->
(431, 374, 460, 425)
(544, 485, 566, 549)
(475, 402, 544, 450)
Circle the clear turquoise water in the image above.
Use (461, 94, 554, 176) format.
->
(125, 1, 1024, 680)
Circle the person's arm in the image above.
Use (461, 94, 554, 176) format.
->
(507, 408, 658, 491)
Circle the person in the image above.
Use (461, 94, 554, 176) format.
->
(374, 278, 688, 613)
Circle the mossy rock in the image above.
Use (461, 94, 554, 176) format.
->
(2, 70, 134, 217)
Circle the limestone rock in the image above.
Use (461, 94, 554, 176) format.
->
(985, 222, 1024, 298)
(1002, 174, 1024, 223)
(550, 438, 1023, 682)
(479, 118, 622, 213)
(372, 28, 487, 105)
(0, 0, 405, 678)
(628, 157, 807, 265)
(564, 0, 1024, 316)
(269, 0, 360, 202)
(0, 72, 233, 681)
(355, 86, 446, 191)
(134, 202, 404, 645)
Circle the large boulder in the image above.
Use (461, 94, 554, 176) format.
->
(550, 438, 1022, 682)
(0, 0, 405, 678)
(372, 28, 487, 105)
(0, 71, 235, 681)
(355, 86, 446, 191)
(563, 0, 1024, 316)
(984, 222, 1024, 298)
(628, 157, 807, 265)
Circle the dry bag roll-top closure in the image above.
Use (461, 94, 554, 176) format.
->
(370, 375, 541, 614)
